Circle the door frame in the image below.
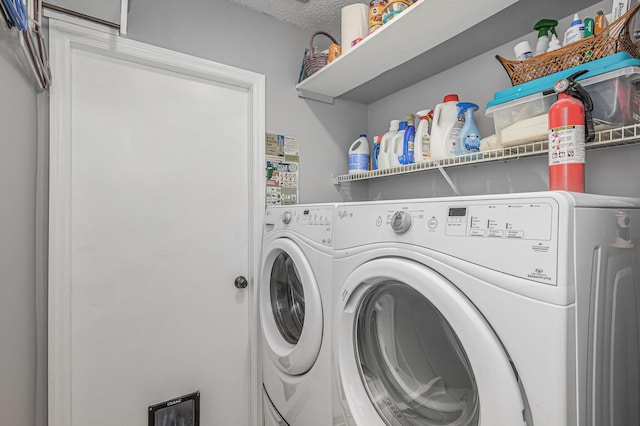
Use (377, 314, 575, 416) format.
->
(48, 19, 265, 426)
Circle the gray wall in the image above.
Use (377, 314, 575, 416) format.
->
(0, 32, 38, 426)
(366, 0, 640, 201)
(126, 0, 369, 203)
(2, 0, 639, 424)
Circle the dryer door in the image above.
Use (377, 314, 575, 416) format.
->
(260, 238, 323, 375)
(336, 258, 528, 426)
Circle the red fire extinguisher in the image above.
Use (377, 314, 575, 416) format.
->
(548, 70, 595, 192)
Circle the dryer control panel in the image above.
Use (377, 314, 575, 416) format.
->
(265, 205, 335, 246)
(334, 196, 561, 286)
(445, 203, 553, 240)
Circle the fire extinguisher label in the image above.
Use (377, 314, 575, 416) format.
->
(548, 125, 585, 165)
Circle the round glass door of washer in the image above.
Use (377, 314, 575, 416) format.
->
(260, 238, 323, 376)
(336, 258, 527, 426)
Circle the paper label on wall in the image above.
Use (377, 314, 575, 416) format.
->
(266, 133, 299, 206)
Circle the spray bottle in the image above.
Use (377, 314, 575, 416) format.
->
(390, 121, 407, 167)
(400, 113, 416, 165)
(414, 109, 433, 162)
(533, 19, 558, 55)
(455, 103, 481, 156)
(548, 70, 594, 192)
(378, 120, 399, 170)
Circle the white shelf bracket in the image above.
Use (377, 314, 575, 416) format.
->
(438, 166, 460, 196)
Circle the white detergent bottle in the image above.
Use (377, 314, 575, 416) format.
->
(390, 121, 407, 168)
(378, 119, 399, 170)
(348, 134, 370, 174)
(430, 94, 459, 160)
(414, 109, 433, 162)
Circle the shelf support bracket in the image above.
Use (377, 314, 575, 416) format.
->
(438, 166, 460, 196)
(297, 88, 334, 104)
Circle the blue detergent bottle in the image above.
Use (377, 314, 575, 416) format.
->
(400, 113, 416, 165)
(455, 102, 481, 156)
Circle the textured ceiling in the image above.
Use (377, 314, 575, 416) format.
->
(226, 0, 368, 33)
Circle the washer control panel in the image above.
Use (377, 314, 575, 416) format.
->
(265, 205, 335, 246)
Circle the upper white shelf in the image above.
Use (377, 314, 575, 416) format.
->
(296, 0, 601, 104)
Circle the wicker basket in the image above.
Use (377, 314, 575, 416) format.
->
(303, 31, 339, 78)
(496, 3, 640, 86)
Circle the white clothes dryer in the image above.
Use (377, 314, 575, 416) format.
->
(331, 192, 640, 426)
(260, 204, 336, 426)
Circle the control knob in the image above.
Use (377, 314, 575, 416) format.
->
(391, 211, 412, 234)
(282, 211, 293, 225)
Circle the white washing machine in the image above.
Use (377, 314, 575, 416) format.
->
(331, 191, 640, 426)
(260, 204, 336, 426)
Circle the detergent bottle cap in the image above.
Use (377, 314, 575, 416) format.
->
(398, 121, 407, 131)
(359, 134, 367, 138)
(443, 94, 459, 103)
(456, 102, 479, 119)
(405, 113, 415, 126)
(389, 119, 400, 131)
(417, 110, 433, 122)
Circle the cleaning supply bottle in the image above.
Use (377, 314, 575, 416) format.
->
(400, 113, 416, 165)
(455, 102, 481, 155)
(430, 94, 459, 160)
(414, 109, 433, 162)
(447, 104, 465, 157)
(513, 41, 533, 61)
(547, 34, 562, 52)
(348, 134, 370, 174)
(390, 121, 407, 167)
(534, 19, 558, 55)
(378, 120, 399, 170)
(371, 135, 382, 170)
(563, 14, 585, 46)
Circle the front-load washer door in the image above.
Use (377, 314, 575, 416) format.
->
(260, 237, 323, 375)
(336, 257, 528, 426)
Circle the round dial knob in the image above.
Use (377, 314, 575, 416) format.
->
(282, 211, 293, 225)
(391, 211, 412, 234)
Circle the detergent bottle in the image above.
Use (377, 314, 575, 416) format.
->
(348, 134, 370, 174)
(371, 135, 382, 170)
(446, 104, 465, 157)
(400, 113, 416, 165)
(390, 121, 407, 168)
(455, 102, 481, 155)
(414, 109, 433, 162)
(430, 94, 459, 160)
(378, 119, 399, 170)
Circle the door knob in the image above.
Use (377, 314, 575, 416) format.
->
(234, 276, 248, 289)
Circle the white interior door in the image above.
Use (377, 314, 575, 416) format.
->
(48, 20, 264, 426)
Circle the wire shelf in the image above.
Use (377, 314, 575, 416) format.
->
(333, 123, 640, 184)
